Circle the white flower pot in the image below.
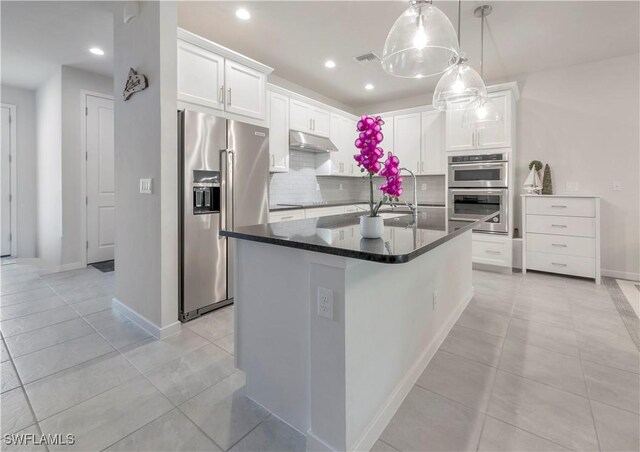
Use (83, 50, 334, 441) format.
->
(360, 215, 384, 239)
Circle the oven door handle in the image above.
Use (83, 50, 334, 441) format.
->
(449, 189, 506, 194)
(449, 162, 506, 168)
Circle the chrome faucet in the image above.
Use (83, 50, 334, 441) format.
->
(399, 167, 419, 225)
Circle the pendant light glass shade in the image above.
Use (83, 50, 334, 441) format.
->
(462, 96, 501, 129)
(381, 0, 460, 78)
(432, 56, 486, 111)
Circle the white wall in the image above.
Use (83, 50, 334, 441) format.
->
(506, 54, 640, 280)
(113, 1, 179, 331)
(0, 85, 37, 257)
(357, 54, 640, 280)
(60, 66, 113, 265)
(35, 69, 62, 266)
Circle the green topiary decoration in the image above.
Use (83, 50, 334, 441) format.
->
(528, 160, 543, 172)
(542, 164, 553, 195)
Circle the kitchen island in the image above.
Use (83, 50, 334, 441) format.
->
(221, 209, 495, 451)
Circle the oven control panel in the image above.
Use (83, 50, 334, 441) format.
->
(449, 153, 507, 163)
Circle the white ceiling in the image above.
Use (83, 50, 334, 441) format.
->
(179, 1, 640, 109)
(1, 1, 114, 89)
(1, 0, 638, 107)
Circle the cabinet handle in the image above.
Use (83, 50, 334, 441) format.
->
(417, 161, 420, 172)
(309, 119, 313, 131)
(219, 86, 224, 103)
(551, 205, 567, 208)
(551, 224, 567, 228)
(485, 250, 501, 255)
(313, 119, 316, 131)
(227, 88, 231, 106)
(421, 162, 424, 172)
(551, 262, 568, 267)
(281, 215, 294, 220)
(551, 243, 567, 247)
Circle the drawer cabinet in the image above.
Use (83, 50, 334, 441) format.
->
(269, 210, 305, 223)
(472, 234, 512, 268)
(522, 196, 600, 283)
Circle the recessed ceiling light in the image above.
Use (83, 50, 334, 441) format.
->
(324, 60, 336, 69)
(89, 47, 105, 56)
(365, 83, 374, 90)
(235, 8, 251, 20)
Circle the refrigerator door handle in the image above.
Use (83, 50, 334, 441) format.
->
(219, 149, 228, 232)
(228, 149, 235, 231)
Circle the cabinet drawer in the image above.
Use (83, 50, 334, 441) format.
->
(526, 215, 595, 238)
(269, 210, 305, 223)
(526, 197, 596, 217)
(526, 251, 595, 278)
(526, 233, 595, 258)
(472, 237, 510, 267)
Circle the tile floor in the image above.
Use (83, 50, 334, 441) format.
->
(1, 263, 638, 451)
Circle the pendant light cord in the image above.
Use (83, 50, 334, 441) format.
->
(457, 0, 461, 46)
(480, 9, 485, 78)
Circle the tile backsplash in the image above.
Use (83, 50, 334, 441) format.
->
(269, 150, 445, 207)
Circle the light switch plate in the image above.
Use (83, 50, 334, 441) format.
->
(566, 182, 579, 192)
(139, 178, 153, 194)
(612, 181, 622, 191)
(317, 287, 334, 320)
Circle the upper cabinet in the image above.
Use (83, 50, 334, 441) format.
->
(268, 91, 289, 173)
(393, 113, 422, 175)
(445, 90, 515, 152)
(421, 110, 446, 174)
(289, 99, 330, 138)
(317, 113, 357, 176)
(177, 28, 272, 121)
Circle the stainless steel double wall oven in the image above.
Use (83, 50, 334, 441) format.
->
(448, 153, 509, 234)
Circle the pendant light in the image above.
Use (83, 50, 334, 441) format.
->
(381, 0, 460, 79)
(462, 5, 501, 129)
(432, 0, 486, 111)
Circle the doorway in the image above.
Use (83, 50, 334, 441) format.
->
(84, 93, 115, 264)
(1, 104, 16, 258)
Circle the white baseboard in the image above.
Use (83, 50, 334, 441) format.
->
(349, 287, 474, 452)
(112, 297, 181, 339)
(37, 261, 86, 275)
(602, 269, 640, 282)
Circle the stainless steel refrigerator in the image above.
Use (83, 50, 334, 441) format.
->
(178, 109, 269, 321)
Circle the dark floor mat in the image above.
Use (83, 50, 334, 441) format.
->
(91, 260, 114, 273)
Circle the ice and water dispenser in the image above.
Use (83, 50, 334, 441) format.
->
(192, 170, 220, 215)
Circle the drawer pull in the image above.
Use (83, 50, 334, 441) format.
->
(281, 215, 294, 220)
(485, 250, 502, 255)
(551, 205, 567, 208)
(551, 224, 567, 228)
(551, 243, 568, 247)
(551, 262, 568, 267)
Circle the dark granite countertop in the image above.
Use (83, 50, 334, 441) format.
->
(269, 202, 445, 212)
(221, 207, 498, 264)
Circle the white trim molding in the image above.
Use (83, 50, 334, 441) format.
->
(1, 103, 17, 257)
(602, 269, 640, 282)
(112, 297, 182, 339)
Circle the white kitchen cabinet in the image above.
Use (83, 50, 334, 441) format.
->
(177, 30, 272, 121)
(445, 100, 475, 152)
(374, 113, 394, 153)
(477, 91, 512, 149)
(268, 91, 289, 173)
(472, 234, 512, 268)
(289, 99, 330, 137)
(317, 114, 357, 176)
(177, 39, 225, 111)
(269, 209, 305, 223)
(224, 60, 266, 119)
(393, 113, 422, 174)
(421, 110, 445, 174)
(445, 90, 513, 151)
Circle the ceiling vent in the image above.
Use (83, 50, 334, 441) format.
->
(353, 52, 380, 65)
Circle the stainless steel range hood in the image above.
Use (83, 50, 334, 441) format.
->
(289, 130, 338, 153)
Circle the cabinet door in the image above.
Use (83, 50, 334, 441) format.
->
(224, 60, 266, 119)
(329, 114, 343, 174)
(421, 110, 445, 174)
(445, 101, 475, 152)
(478, 91, 511, 149)
(342, 117, 357, 176)
(177, 39, 225, 111)
(376, 114, 394, 154)
(268, 92, 289, 173)
(393, 113, 421, 174)
(311, 107, 331, 137)
(289, 99, 311, 133)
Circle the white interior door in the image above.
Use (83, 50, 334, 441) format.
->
(1, 107, 12, 256)
(86, 95, 115, 264)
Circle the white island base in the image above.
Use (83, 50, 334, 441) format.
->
(233, 231, 474, 451)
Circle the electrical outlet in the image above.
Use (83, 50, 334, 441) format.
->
(612, 181, 622, 191)
(318, 287, 334, 320)
(139, 178, 153, 194)
(316, 183, 320, 191)
(432, 290, 438, 311)
(421, 183, 427, 191)
(339, 183, 343, 191)
(565, 182, 579, 192)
